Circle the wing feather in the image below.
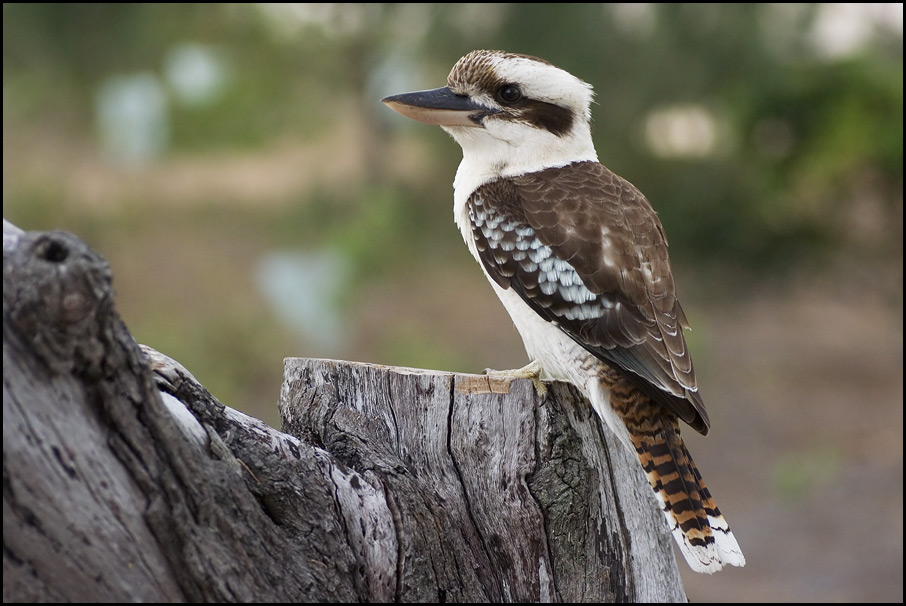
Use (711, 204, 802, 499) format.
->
(469, 161, 709, 433)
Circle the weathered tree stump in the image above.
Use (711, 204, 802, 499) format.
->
(280, 359, 686, 602)
(3, 224, 685, 602)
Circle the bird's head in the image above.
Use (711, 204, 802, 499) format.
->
(383, 50, 598, 177)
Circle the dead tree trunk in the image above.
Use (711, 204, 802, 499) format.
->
(2, 224, 686, 602)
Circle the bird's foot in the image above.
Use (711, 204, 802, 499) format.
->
(483, 360, 548, 396)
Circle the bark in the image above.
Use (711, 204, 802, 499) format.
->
(2, 224, 685, 602)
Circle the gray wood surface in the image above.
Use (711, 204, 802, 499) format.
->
(3, 224, 685, 602)
(280, 360, 687, 602)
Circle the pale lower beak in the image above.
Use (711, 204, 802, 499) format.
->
(382, 87, 493, 127)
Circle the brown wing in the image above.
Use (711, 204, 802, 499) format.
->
(469, 161, 709, 434)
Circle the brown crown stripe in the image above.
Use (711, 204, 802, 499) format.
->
(447, 50, 574, 137)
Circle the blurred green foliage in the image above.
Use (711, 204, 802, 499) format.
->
(6, 4, 900, 264)
(3, 4, 903, 425)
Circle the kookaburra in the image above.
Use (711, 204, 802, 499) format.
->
(382, 49, 744, 574)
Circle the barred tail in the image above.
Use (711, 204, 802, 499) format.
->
(589, 364, 745, 573)
(630, 419, 746, 574)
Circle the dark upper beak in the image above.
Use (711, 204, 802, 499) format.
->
(381, 87, 492, 127)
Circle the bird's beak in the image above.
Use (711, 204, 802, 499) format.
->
(382, 87, 492, 127)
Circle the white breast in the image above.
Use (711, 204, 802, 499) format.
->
(486, 275, 635, 452)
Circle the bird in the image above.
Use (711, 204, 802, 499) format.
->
(382, 49, 744, 574)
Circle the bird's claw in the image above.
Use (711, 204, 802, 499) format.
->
(483, 361, 548, 396)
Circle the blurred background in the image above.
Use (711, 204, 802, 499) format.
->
(3, 4, 902, 602)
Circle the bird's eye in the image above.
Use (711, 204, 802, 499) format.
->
(497, 84, 522, 105)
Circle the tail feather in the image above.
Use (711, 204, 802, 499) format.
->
(632, 423, 745, 573)
(600, 368, 746, 573)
